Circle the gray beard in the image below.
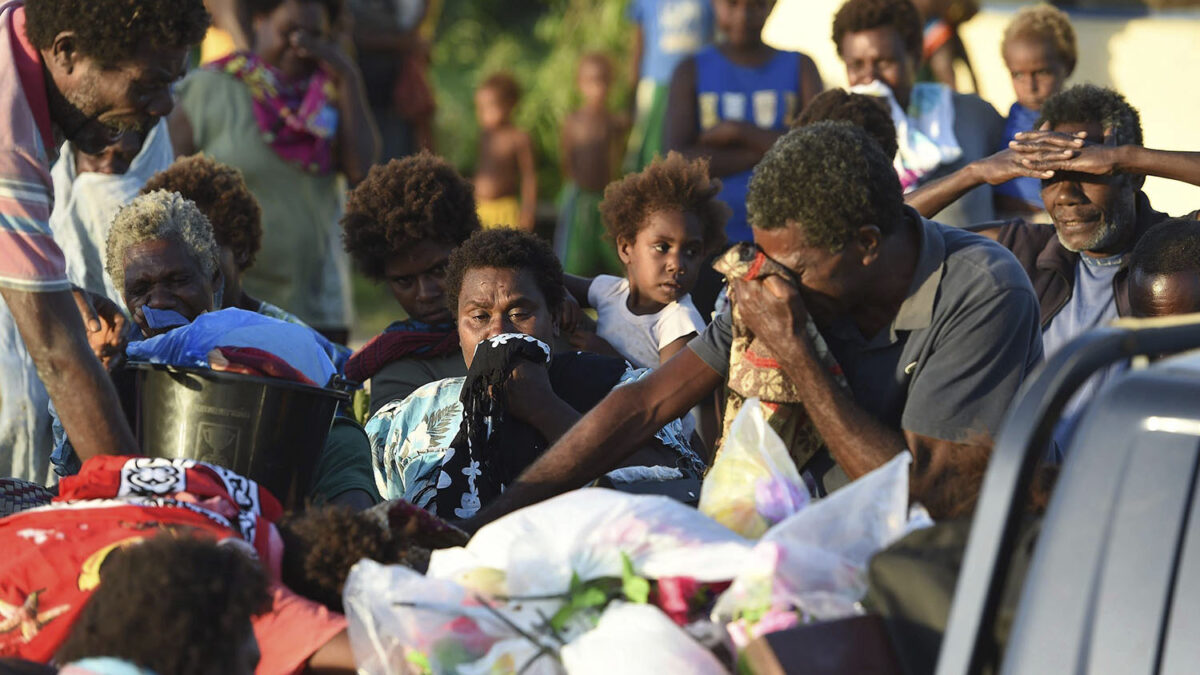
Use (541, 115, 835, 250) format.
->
(1057, 217, 1123, 253)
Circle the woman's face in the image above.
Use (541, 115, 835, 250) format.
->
(456, 266, 557, 369)
(384, 240, 456, 325)
(122, 238, 215, 337)
(253, 0, 330, 81)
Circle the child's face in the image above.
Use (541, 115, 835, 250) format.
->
(474, 87, 512, 130)
(713, 0, 775, 49)
(618, 210, 707, 309)
(1003, 37, 1069, 112)
(577, 61, 611, 108)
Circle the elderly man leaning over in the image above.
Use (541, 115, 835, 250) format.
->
(0, 0, 208, 480)
(466, 121, 1043, 528)
(905, 84, 1200, 456)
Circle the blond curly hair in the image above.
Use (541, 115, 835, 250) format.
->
(1002, 3, 1077, 75)
(105, 190, 219, 295)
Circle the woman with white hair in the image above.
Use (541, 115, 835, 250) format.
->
(104, 190, 222, 338)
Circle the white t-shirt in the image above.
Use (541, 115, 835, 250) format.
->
(588, 275, 706, 369)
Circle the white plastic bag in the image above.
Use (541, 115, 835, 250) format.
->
(345, 490, 754, 674)
(697, 399, 811, 538)
(429, 488, 753, 597)
(713, 451, 933, 644)
(560, 603, 728, 675)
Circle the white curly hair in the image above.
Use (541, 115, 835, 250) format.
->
(105, 190, 219, 295)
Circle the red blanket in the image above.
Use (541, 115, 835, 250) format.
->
(0, 456, 284, 662)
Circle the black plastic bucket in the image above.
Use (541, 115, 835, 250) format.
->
(130, 363, 350, 509)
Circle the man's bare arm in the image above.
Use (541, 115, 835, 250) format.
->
(469, 348, 724, 527)
(734, 277, 991, 516)
(2, 288, 136, 463)
(1023, 139, 1200, 189)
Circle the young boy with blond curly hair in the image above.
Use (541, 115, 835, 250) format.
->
(995, 3, 1077, 216)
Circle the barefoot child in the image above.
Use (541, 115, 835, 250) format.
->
(557, 52, 627, 277)
(994, 3, 1076, 216)
(473, 72, 538, 231)
(565, 152, 727, 370)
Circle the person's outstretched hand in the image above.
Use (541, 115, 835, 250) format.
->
(72, 288, 128, 372)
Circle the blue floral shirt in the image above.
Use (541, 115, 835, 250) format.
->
(365, 365, 701, 513)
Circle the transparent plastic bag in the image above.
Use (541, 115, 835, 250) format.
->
(713, 451, 933, 645)
(344, 559, 566, 675)
(698, 399, 811, 538)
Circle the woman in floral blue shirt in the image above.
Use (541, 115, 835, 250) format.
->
(365, 229, 704, 517)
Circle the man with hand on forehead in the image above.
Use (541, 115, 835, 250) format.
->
(0, 0, 208, 479)
(464, 121, 1042, 527)
(906, 84, 1200, 456)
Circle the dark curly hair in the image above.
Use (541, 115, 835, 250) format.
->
(24, 0, 209, 67)
(341, 153, 481, 280)
(1131, 218, 1200, 276)
(57, 535, 269, 674)
(244, 0, 342, 24)
(445, 229, 564, 317)
(479, 72, 522, 108)
(748, 121, 903, 251)
(794, 89, 898, 160)
(277, 502, 469, 613)
(141, 156, 263, 271)
(832, 0, 923, 62)
(1036, 84, 1143, 148)
(599, 152, 728, 255)
(278, 507, 398, 613)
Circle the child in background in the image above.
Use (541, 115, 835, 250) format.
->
(557, 52, 627, 278)
(664, 0, 822, 247)
(625, 0, 715, 172)
(566, 152, 727, 370)
(473, 72, 538, 231)
(995, 3, 1076, 217)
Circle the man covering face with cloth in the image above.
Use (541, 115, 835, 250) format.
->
(464, 121, 1044, 526)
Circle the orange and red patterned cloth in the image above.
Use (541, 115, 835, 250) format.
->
(0, 456, 344, 673)
(713, 244, 850, 485)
